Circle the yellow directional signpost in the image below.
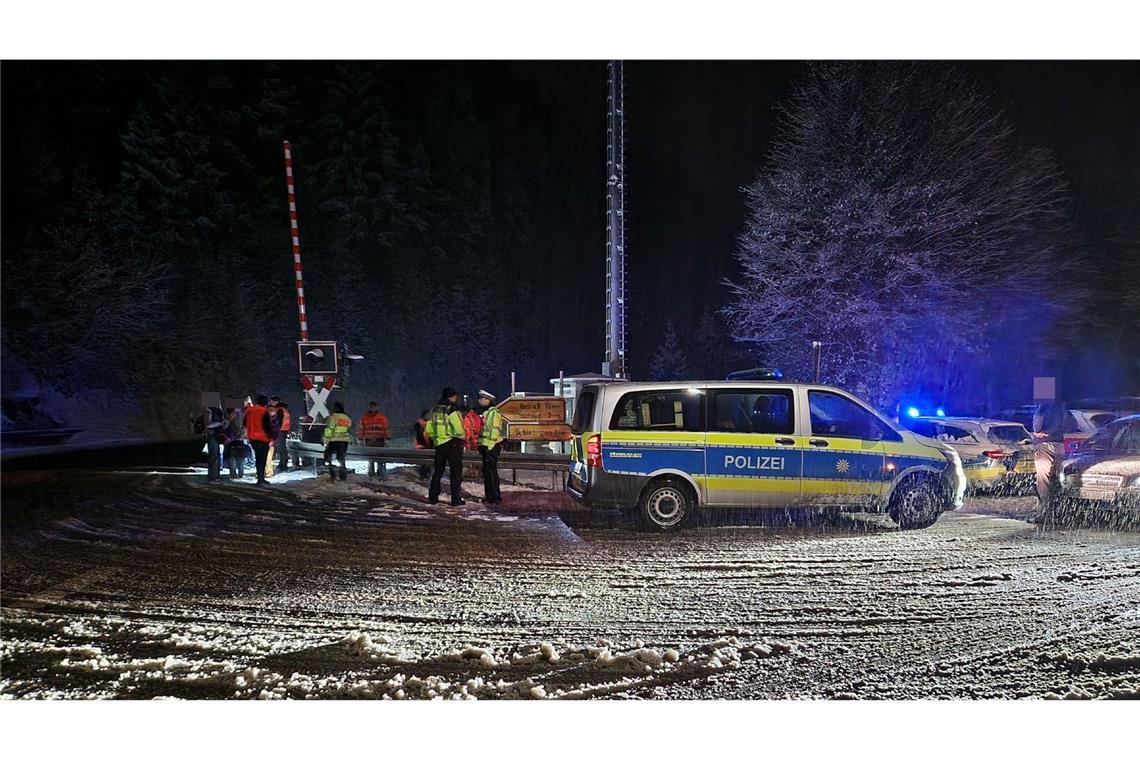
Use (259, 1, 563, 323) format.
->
(498, 396, 570, 441)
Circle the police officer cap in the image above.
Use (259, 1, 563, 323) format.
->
(478, 389, 496, 401)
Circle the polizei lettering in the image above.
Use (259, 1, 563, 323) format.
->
(724, 454, 785, 471)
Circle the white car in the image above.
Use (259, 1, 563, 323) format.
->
(903, 416, 1035, 494)
(1059, 415, 1140, 517)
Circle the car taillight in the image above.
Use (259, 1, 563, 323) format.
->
(982, 450, 1011, 460)
(586, 434, 602, 468)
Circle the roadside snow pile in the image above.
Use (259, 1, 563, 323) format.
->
(235, 632, 800, 700)
(1038, 649, 1140, 674)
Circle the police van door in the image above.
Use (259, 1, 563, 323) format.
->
(799, 388, 887, 507)
(704, 387, 803, 507)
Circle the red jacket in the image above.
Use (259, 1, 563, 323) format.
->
(245, 404, 274, 443)
(357, 411, 389, 441)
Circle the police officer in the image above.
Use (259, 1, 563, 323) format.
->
(426, 387, 466, 506)
(476, 389, 505, 504)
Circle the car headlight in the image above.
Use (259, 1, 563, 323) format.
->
(1127, 474, 1140, 489)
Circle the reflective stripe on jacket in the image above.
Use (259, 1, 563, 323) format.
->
(323, 412, 353, 443)
(479, 406, 505, 447)
(426, 404, 464, 446)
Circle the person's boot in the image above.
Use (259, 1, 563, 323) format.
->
(327, 464, 336, 482)
(339, 466, 347, 482)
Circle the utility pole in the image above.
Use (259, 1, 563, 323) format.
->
(604, 60, 628, 380)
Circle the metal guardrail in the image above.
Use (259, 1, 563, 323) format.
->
(285, 439, 572, 473)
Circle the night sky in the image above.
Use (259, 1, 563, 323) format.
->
(3, 60, 1138, 423)
(498, 60, 1140, 381)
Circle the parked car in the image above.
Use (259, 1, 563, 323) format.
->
(902, 416, 1035, 494)
(1058, 415, 1140, 515)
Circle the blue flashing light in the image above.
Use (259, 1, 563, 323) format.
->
(906, 406, 921, 418)
(935, 407, 946, 417)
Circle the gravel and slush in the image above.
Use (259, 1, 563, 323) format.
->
(2, 464, 1138, 700)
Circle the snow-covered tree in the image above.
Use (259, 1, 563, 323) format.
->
(649, 320, 690, 380)
(724, 63, 1084, 409)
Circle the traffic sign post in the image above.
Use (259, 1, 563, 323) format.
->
(498, 396, 569, 443)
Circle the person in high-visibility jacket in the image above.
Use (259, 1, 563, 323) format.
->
(356, 401, 390, 480)
(270, 397, 292, 473)
(426, 386, 465, 505)
(322, 401, 353, 482)
(477, 389, 505, 504)
(245, 395, 276, 486)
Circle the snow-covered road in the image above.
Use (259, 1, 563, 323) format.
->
(3, 469, 1139, 699)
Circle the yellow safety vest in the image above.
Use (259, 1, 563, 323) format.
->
(479, 406, 505, 447)
(427, 404, 464, 445)
(323, 412, 352, 443)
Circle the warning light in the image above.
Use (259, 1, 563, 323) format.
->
(935, 407, 946, 417)
(906, 406, 920, 418)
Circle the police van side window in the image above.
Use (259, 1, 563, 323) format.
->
(609, 391, 702, 432)
(808, 391, 894, 441)
(712, 390, 794, 435)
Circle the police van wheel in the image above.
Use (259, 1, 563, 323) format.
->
(637, 479, 693, 532)
(888, 477, 941, 530)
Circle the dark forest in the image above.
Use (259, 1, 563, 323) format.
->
(3, 61, 1137, 436)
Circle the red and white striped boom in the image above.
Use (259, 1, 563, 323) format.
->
(282, 140, 309, 340)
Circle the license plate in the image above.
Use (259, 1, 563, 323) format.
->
(1079, 489, 1115, 502)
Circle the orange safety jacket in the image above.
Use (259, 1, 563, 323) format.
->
(279, 407, 291, 432)
(245, 404, 274, 443)
(357, 411, 390, 441)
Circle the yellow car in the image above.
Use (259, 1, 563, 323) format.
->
(566, 380, 965, 531)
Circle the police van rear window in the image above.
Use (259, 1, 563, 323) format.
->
(571, 389, 596, 434)
(609, 391, 703, 432)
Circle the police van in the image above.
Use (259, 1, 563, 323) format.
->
(566, 380, 966, 531)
